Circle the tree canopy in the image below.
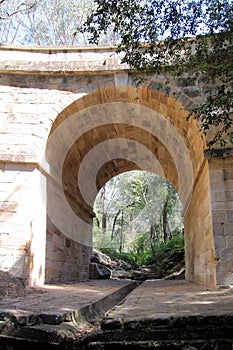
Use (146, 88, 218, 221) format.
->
(93, 171, 183, 255)
(0, 0, 114, 45)
(0, 0, 94, 45)
(83, 0, 233, 148)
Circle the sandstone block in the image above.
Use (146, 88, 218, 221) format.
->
(224, 223, 233, 236)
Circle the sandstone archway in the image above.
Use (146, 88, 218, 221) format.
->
(44, 85, 216, 287)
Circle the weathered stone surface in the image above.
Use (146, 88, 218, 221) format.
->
(91, 250, 112, 267)
(209, 157, 233, 286)
(86, 280, 233, 350)
(0, 280, 137, 347)
(89, 263, 111, 279)
(115, 260, 132, 271)
(112, 269, 149, 281)
(2, 279, 233, 348)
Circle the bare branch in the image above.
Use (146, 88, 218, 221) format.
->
(0, 1, 36, 20)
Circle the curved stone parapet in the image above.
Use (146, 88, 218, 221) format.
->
(0, 45, 129, 74)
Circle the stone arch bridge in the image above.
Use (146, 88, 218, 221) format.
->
(0, 46, 232, 288)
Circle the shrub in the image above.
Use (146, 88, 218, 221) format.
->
(100, 234, 185, 278)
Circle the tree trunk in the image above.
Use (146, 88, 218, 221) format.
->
(129, 212, 135, 239)
(102, 213, 107, 234)
(101, 184, 107, 234)
(111, 209, 121, 240)
(149, 224, 156, 257)
(119, 210, 124, 253)
(162, 198, 169, 242)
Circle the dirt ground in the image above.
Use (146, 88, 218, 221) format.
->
(0, 270, 40, 301)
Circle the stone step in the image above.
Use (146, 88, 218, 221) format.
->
(82, 280, 233, 350)
(83, 314, 233, 350)
(85, 339, 233, 350)
(0, 280, 138, 347)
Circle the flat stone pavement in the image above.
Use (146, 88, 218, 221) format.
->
(1, 279, 233, 327)
(1, 279, 233, 348)
(0, 279, 136, 323)
(87, 280, 233, 350)
(0, 279, 138, 347)
(102, 279, 233, 327)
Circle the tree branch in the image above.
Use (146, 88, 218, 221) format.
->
(0, 1, 36, 20)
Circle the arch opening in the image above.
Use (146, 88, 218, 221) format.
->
(44, 86, 216, 287)
(93, 170, 184, 279)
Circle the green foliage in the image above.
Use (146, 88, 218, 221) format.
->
(83, 0, 233, 148)
(101, 247, 139, 267)
(133, 233, 150, 255)
(133, 233, 184, 267)
(93, 171, 183, 253)
(150, 234, 185, 278)
(94, 171, 185, 277)
(100, 234, 185, 278)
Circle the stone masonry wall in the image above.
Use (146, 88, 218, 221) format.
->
(0, 69, 125, 284)
(46, 218, 91, 283)
(0, 163, 35, 277)
(0, 82, 89, 285)
(184, 161, 217, 287)
(209, 156, 233, 286)
(0, 163, 46, 285)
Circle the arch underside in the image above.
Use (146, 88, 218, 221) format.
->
(62, 124, 179, 223)
(47, 86, 205, 222)
(45, 86, 216, 287)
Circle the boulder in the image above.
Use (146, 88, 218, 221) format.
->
(111, 269, 148, 280)
(111, 270, 132, 279)
(89, 262, 111, 279)
(116, 259, 132, 271)
(131, 270, 148, 281)
(91, 250, 112, 268)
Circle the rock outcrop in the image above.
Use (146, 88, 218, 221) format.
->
(89, 263, 112, 279)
